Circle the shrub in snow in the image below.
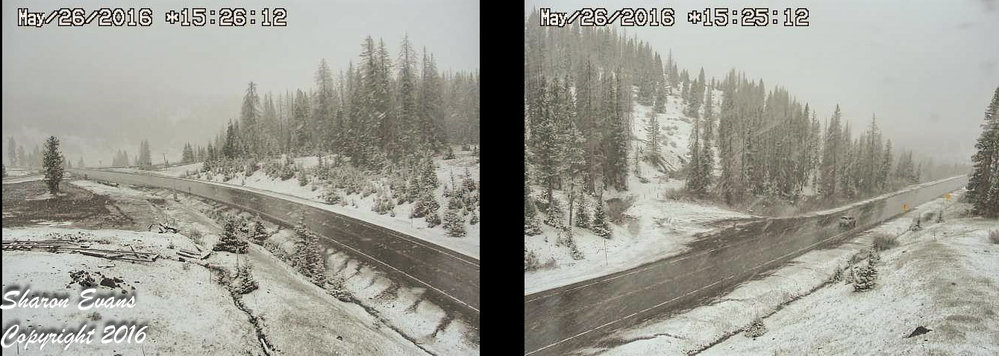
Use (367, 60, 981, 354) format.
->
(910, 216, 923, 231)
(321, 188, 345, 205)
(279, 160, 296, 180)
(421, 158, 439, 190)
(294, 221, 326, 285)
(830, 266, 844, 282)
(297, 171, 309, 186)
(232, 262, 259, 295)
(867, 249, 881, 264)
(462, 175, 477, 193)
(555, 229, 583, 260)
(411, 191, 441, 219)
(426, 211, 442, 228)
(525, 215, 542, 236)
(590, 202, 612, 238)
(525, 248, 540, 271)
(443, 209, 466, 237)
(743, 318, 767, 338)
(851, 257, 877, 292)
(237, 217, 252, 240)
(989, 230, 999, 244)
(872, 233, 898, 251)
(213, 218, 248, 254)
(252, 220, 269, 243)
(544, 199, 565, 228)
(464, 191, 480, 214)
(448, 187, 466, 210)
(404, 176, 421, 204)
(243, 162, 256, 177)
(361, 182, 376, 198)
(372, 194, 395, 215)
(445, 146, 456, 160)
(469, 210, 479, 225)
(325, 276, 351, 301)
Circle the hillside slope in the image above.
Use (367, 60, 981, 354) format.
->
(525, 86, 749, 294)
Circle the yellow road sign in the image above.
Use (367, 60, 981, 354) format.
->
(903, 204, 909, 211)
(945, 193, 951, 201)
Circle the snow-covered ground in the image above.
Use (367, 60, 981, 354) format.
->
(525, 87, 748, 294)
(2, 167, 34, 178)
(119, 148, 481, 259)
(589, 191, 999, 355)
(2, 174, 43, 185)
(1, 227, 427, 355)
(82, 177, 477, 354)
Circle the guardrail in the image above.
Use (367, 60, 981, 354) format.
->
(70, 169, 480, 326)
(524, 175, 968, 355)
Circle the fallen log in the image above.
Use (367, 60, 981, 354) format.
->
(78, 251, 124, 259)
(177, 251, 200, 259)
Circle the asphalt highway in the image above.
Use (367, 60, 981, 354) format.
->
(524, 176, 968, 355)
(70, 169, 481, 326)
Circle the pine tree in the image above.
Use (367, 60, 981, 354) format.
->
(525, 162, 543, 236)
(529, 77, 562, 203)
(879, 140, 893, 191)
(182, 143, 195, 163)
(252, 219, 269, 243)
(419, 49, 446, 151)
(42, 136, 64, 194)
(7, 137, 14, 167)
(602, 69, 629, 191)
(851, 254, 878, 292)
(644, 110, 662, 164)
(232, 260, 259, 294)
(16, 146, 25, 169)
(137, 140, 152, 169)
(294, 220, 326, 284)
(214, 218, 249, 254)
(544, 197, 565, 228)
(443, 208, 466, 237)
(314, 59, 337, 152)
(653, 85, 667, 113)
(590, 200, 611, 238)
(240, 82, 261, 155)
(411, 189, 440, 219)
(686, 117, 707, 196)
(717, 83, 741, 205)
(292, 90, 310, 154)
(819, 106, 843, 198)
(700, 90, 716, 193)
(397, 35, 419, 155)
(967, 86, 999, 218)
(575, 194, 591, 228)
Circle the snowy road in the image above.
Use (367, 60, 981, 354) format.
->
(69, 169, 481, 325)
(523, 176, 968, 355)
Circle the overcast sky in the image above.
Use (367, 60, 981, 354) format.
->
(2, 0, 479, 166)
(526, 0, 999, 164)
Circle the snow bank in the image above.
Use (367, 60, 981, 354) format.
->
(113, 149, 481, 259)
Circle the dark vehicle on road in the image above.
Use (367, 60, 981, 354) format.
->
(839, 216, 857, 229)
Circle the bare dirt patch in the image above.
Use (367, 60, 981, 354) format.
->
(2, 180, 134, 229)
